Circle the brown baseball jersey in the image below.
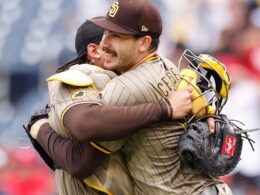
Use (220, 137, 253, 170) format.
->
(47, 64, 134, 195)
(94, 55, 230, 195)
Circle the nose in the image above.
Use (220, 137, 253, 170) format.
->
(100, 32, 109, 49)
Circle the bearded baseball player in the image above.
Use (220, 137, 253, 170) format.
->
(86, 0, 232, 194)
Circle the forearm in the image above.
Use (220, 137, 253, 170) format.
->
(35, 99, 169, 178)
(37, 123, 106, 179)
(64, 99, 170, 142)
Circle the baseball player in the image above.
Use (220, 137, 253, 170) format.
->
(32, 0, 232, 194)
(76, 0, 232, 194)
(30, 17, 192, 195)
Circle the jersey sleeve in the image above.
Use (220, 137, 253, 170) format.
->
(47, 79, 103, 134)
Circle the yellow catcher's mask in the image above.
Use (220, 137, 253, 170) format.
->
(176, 50, 231, 121)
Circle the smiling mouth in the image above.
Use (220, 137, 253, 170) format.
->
(104, 53, 114, 58)
(102, 47, 117, 57)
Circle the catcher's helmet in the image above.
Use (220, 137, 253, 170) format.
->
(177, 49, 231, 121)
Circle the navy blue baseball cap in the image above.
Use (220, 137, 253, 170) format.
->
(56, 17, 104, 72)
(75, 17, 104, 56)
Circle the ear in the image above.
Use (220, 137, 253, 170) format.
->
(138, 36, 152, 52)
(87, 43, 100, 60)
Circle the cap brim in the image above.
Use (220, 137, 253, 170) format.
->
(89, 17, 135, 35)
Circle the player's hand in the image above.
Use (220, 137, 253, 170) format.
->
(23, 107, 57, 171)
(30, 118, 49, 139)
(167, 86, 195, 119)
(206, 117, 215, 134)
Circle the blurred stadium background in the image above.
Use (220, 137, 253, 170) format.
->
(0, 0, 260, 194)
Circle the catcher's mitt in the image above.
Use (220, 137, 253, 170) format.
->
(178, 114, 254, 176)
(23, 105, 58, 170)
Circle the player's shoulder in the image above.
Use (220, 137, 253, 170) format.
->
(47, 64, 94, 87)
(136, 55, 177, 73)
(47, 64, 117, 88)
(160, 55, 177, 68)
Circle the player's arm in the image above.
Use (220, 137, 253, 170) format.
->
(63, 98, 170, 142)
(36, 123, 107, 179)
(33, 99, 170, 179)
(31, 86, 192, 178)
(93, 81, 195, 153)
